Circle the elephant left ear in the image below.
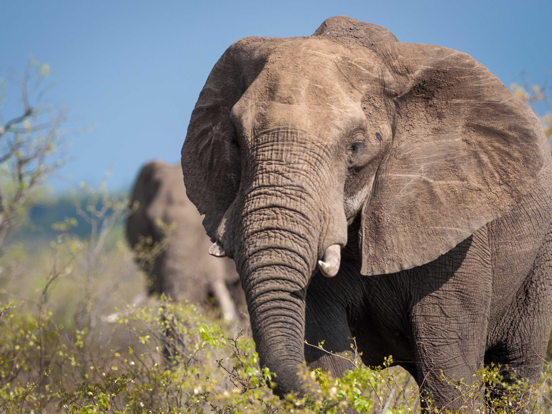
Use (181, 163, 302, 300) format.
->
(360, 42, 550, 276)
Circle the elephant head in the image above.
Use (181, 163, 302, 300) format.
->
(126, 160, 244, 321)
(181, 16, 547, 394)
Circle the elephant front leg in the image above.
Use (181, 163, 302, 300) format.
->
(485, 227, 552, 408)
(304, 272, 359, 413)
(304, 280, 356, 373)
(412, 318, 488, 412)
(409, 233, 493, 411)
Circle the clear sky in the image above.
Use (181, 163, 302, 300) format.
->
(1, 0, 550, 193)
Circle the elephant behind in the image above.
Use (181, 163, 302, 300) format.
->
(126, 160, 246, 322)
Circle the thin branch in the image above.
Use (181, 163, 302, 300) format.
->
(304, 341, 359, 369)
(0, 109, 33, 138)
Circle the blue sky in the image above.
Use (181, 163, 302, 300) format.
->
(1, 0, 551, 193)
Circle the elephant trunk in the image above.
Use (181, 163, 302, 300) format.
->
(235, 183, 322, 395)
(239, 218, 316, 394)
(225, 129, 347, 395)
(244, 262, 308, 394)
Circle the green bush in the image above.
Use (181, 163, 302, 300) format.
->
(2, 186, 552, 413)
(2, 292, 552, 413)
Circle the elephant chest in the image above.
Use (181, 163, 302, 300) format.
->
(347, 229, 493, 367)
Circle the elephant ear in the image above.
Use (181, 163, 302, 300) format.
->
(360, 42, 550, 276)
(181, 37, 277, 240)
(312, 15, 399, 48)
(126, 161, 162, 248)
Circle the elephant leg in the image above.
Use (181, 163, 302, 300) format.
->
(485, 227, 552, 405)
(304, 273, 357, 378)
(412, 318, 488, 412)
(412, 305, 489, 412)
(304, 273, 359, 414)
(410, 231, 493, 411)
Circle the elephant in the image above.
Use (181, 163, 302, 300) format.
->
(125, 160, 246, 323)
(181, 16, 552, 410)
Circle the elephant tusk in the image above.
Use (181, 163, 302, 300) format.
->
(209, 242, 227, 257)
(318, 244, 341, 278)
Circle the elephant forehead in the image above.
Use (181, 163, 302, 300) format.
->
(266, 37, 372, 64)
(232, 39, 371, 142)
(252, 38, 374, 102)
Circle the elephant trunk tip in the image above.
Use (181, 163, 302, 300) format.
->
(318, 244, 341, 278)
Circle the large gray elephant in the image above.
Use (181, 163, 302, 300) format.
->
(126, 160, 246, 322)
(181, 16, 552, 410)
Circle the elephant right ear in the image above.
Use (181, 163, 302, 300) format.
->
(359, 42, 550, 276)
(181, 38, 277, 240)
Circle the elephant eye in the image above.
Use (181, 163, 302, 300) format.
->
(348, 142, 363, 154)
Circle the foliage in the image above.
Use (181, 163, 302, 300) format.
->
(1, 188, 552, 413)
(0, 57, 72, 248)
(3, 284, 552, 413)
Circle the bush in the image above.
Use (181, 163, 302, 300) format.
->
(2, 179, 552, 413)
(3, 291, 552, 413)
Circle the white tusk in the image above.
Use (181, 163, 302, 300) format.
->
(318, 244, 341, 278)
(209, 242, 227, 257)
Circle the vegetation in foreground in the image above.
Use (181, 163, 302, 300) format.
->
(0, 186, 552, 413)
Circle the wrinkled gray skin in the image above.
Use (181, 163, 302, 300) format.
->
(126, 160, 246, 321)
(181, 16, 552, 410)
